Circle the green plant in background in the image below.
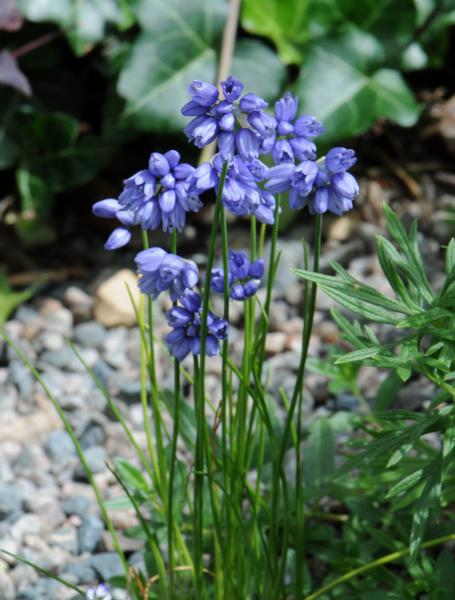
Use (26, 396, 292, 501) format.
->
(1, 0, 454, 240)
(295, 204, 455, 567)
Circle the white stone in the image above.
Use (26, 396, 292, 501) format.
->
(94, 270, 141, 328)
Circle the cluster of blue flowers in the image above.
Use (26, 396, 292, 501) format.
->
(212, 250, 264, 301)
(92, 75, 360, 361)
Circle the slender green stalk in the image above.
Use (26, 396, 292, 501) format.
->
(271, 214, 323, 598)
(139, 295, 161, 487)
(258, 195, 281, 372)
(294, 239, 310, 600)
(192, 355, 205, 597)
(140, 231, 167, 497)
(250, 215, 257, 261)
(141, 230, 158, 393)
(219, 205, 232, 598)
(168, 230, 181, 598)
(306, 532, 455, 600)
(194, 161, 229, 596)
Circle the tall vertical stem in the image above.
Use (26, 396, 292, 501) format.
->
(168, 230, 180, 598)
(194, 162, 229, 596)
(272, 214, 323, 598)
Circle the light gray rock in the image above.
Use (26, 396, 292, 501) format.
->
(0, 484, 23, 520)
(73, 321, 107, 348)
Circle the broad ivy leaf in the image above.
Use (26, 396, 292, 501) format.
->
(18, 0, 123, 55)
(230, 39, 286, 102)
(295, 29, 421, 142)
(241, 0, 311, 64)
(119, 1, 286, 133)
(118, 0, 226, 132)
(15, 111, 112, 194)
(336, 0, 417, 55)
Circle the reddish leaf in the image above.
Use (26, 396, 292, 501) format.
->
(0, 50, 31, 96)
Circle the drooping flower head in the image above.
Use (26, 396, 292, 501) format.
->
(182, 76, 277, 162)
(93, 150, 202, 244)
(135, 248, 198, 300)
(190, 153, 275, 224)
(271, 92, 324, 164)
(266, 147, 359, 216)
(166, 290, 228, 361)
(211, 250, 264, 300)
(310, 147, 359, 215)
(92, 198, 141, 250)
(86, 584, 111, 600)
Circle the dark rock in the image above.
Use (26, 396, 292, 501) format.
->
(92, 360, 115, 388)
(61, 560, 97, 585)
(74, 446, 106, 480)
(90, 552, 124, 581)
(63, 495, 90, 519)
(78, 515, 104, 554)
(44, 430, 76, 466)
(79, 422, 106, 449)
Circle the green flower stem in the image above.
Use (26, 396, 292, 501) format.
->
(258, 195, 281, 373)
(250, 215, 257, 261)
(139, 297, 160, 486)
(305, 532, 455, 600)
(141, 230, 158, 393)
(271, 214, 323, 598)
(219, 205, 233, 597)
(140, 233, 167, 500)
(168, 229, 181, 598)
(194, 161, 229, 597)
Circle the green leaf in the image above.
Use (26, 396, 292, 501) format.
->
(15, 111, 113, 197)
(435, 549, 455, 599)
(118, 0, 226, 132)
(295, 28, 421, 142)
(230, 39, 287, 102)
(0, 128, 19, 169)
(410, 457, 442, 560)
(18, 0, 124, 55)
(335, 345, 385, 364)
(445, 239, 455, 276)
(293, 268, 408, 324)
(386, 469, 423, 499)
(304, 418, 335, 489)
(0, 270, 39, 325)
(16, 168, 52, 217)
(336, 0, 417, 54)
(113, 458, 148, 492)
(241, 0, 311, 64)
(383, 204, 434, 303)
(374, 370, 403, 412)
